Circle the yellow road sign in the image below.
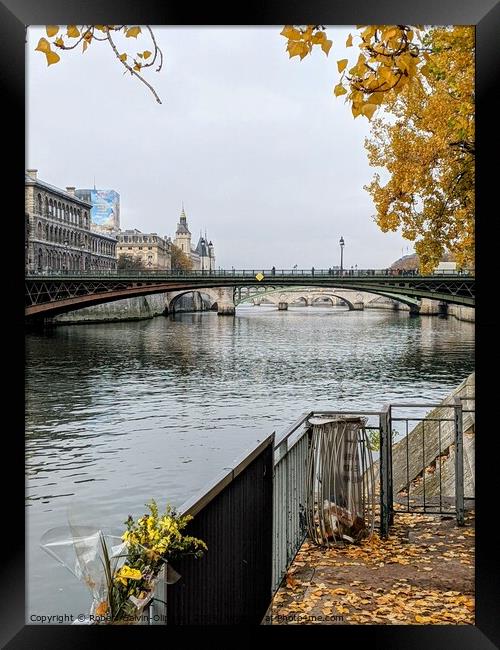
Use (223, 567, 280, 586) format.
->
(255, 272, 264, 281)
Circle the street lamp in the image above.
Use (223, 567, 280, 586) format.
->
(339, 236, 345, 273)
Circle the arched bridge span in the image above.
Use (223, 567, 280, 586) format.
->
(25, 269, 474, 318)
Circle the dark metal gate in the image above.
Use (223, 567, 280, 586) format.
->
(380, 396, 474, 536)
(166, 434, 274, 625)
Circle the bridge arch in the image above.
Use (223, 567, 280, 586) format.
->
(167, 289, 218, 314)
(311, 295, 335, 306)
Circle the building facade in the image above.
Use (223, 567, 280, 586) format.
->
(25, 170, 117, 272)
(117, 230, 171, 270)
(173, 206, 215, 271)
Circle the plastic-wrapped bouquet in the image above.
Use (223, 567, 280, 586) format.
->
(40, 500, 207, 624)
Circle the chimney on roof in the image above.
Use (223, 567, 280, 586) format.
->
(26, 169, 38, 180)
(66, 186, 76, 196)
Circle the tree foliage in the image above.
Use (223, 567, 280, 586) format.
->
(118, 253, 145, 270)
(170, 244, 192, 271)
(281, 25, 434, 121)
(364, 27, 474, 272)
(282, 25, 475, 271)
(35, 25, 164, 103)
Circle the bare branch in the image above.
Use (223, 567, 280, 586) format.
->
(106, 28, 162, 104)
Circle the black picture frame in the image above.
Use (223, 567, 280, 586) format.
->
(3, 0, 498, 645)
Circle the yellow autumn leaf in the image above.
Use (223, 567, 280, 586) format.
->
(143, 50, 152, 59)
(45, 50, 60, 66)
(334, 83, 347, 96)
(133, 63, 141, 72)
(281, 26, 302, 41)
(46, 26, 59, 37)
(379, 66, 394, 82)
(337, 59, 348, 72)
(35, 38, 51, 54)
(383, 27, 399, 41)
(83, 40, 88, 52)
(95, 25, 107, 32)
(321, 39, 332, 55)
(54, 36, 64, 47)
(362, 103, 377, 120)
(119, 53, 127, 62)
(415, 614, 432, 623)
(288, 41, 306, 59)
(126, 26, 142, 38)
(346, 33, 353, 47)
(67, 25, 80, 38)
(312, 31, 326, 44)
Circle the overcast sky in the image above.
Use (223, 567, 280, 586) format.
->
(27, 26, 413, 269)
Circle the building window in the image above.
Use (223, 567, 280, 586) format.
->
(148, 246, 152, 250)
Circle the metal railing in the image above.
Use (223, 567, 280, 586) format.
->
(25, 268, 473, 279)
(165, 434, 275, 625)
(151, 396, 471, 623)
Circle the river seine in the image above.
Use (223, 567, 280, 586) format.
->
(26, 305, 474, 619)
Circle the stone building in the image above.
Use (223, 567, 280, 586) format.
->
(117, 230, 171, 270)
(173, 206, 215, 271)
(25, 170, 117, 272)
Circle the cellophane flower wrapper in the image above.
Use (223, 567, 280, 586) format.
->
(40, 525, 180, 624)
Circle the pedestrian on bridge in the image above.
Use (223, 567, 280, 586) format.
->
(271, 266, 276, 276)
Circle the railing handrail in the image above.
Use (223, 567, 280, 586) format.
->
(25, 268, 474, 279)
(177, 432, 275, 518)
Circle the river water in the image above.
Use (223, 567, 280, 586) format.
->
(26, 305, 474, 621)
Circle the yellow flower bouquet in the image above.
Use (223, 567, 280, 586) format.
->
(41, 500, 207, 625)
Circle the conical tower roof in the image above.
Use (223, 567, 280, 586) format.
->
(176, 204, 191, 235)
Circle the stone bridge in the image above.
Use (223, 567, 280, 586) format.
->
(234, 286, 422, 313)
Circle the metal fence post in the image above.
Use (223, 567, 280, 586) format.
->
(387, 405, 394, 526)
(454, 397, 465, 526)
(379, 406, 391, 538)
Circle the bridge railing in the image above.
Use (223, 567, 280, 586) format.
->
(25, 268, 473, 279)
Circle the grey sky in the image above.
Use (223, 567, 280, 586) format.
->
(27, 26, 413, 269)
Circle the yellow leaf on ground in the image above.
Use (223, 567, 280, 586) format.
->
(415, 614, 433, 623)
